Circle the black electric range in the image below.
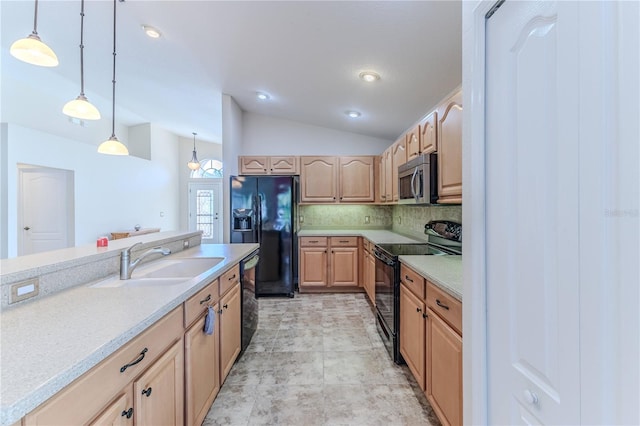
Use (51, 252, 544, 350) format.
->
(373, 221, 461, 364)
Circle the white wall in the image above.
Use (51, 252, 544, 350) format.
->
(3, 123, 181, 258)
(242, 112, 391, 156)
(221, 94, 243, 243)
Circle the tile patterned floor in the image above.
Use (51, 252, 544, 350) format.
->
(203, 293, 439, 426)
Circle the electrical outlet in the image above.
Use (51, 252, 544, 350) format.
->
(183, 239, 190, 249)
(364, 216, 370, 224)
(299, 215, 304, 223)
(10, 278, 39, 304)
(397, 216, 402, 225)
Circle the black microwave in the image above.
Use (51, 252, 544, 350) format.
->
(397, 153, 438, 205)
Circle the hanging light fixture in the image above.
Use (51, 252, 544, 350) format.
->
(10, 0, 59, 67)
(98, 0, 128, 156)
(187, 132, 201, 170)
(63, 0, 100, 120)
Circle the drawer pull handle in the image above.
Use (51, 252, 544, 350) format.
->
(339, 240, 349, 243)
(223, 303, 228, 309)
(416, 307, 422, 313)
(309, 240, 319, 243)
(228, 274, 236, 281)
(121, 408, 133, 419)
(405, 275, 414, 283)
(142, 387, 152, 397)
(436, 299, 450, 310)
(120, 348, 148, 373)
(199, 294, 211, 305)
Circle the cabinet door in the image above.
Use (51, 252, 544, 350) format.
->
(406, 125, 421, 160)
(426, 309, 462, 426)
(378, 155, 387, 203)
(239, 156, 269, 175)
(299, 247, 328, 288)
(437, 90, 463, 203)
(219, 284, 241, 383)
(133, 339, 184, 426)
(391, 139, 406, 202)
(269, 156, 298, 174)
(400, 285, 426, 391)
(338, 156, 374, 202)
(300, 156, 338, 202)
(89, 389, 133, 426)
(420, 111, 437, 155)
(185, 307, 220, 426)
(367, 249, 376, 305)
(384, 149, 393, 202)
(329, 247, 358, 287)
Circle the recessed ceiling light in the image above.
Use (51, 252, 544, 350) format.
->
(256, 92, 270, 101)
(346, 111, 361, 118)
(359, 71, 380, 82)
(142, 25, 161, 39)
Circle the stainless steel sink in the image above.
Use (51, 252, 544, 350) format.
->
(90, 277, 188, 288)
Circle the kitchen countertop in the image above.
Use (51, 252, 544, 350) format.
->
(399, 255, 462, 301)
(0, 243, 258, 426)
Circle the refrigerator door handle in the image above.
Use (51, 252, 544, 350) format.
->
(255, 194, 263, 245)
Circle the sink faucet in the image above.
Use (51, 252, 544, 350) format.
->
(120, 242, 171, 280)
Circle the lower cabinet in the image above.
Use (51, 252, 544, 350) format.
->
(426, 309, 463, 426)
(133, 339, 184, 426)
(184, 304, 220, 426)
(219, 283, 241, 384)
(89, 389, 133, 426)
(399, 284, 426, 391)
(299, 236, 360, 291)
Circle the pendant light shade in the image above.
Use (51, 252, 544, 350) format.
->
(98, 0, 128, 156)
(10, 0, 58, 67)
(187, 132, 201, 170)
(64, 0, 100, 120)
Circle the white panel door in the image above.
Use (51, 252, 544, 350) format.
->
(19, 167, 74, 255)
(188, 181, 222, 244)
(485, 1, 581, 424)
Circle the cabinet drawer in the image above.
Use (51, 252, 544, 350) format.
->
(330, 236, 358, 247)
(184, 279, 219, 328)
(219, 265, 240, 297)
(25, 307, 183, 425)
(300, 236, 328, 247)
(426, 281, 462, 335)
(400, 264, 425, 299)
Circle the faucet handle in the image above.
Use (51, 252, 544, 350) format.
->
(123, 242, 143, 256)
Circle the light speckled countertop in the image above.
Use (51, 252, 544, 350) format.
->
(0, 243, 258, 426)
(399, 255, 462, 301)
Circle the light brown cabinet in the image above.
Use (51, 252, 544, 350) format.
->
(361, 239, 376, 304)
(133, 339, 184, 426)
(391, 138, 407, 202)
(184, 280, 221, 426)
(383, 148, 393, 203)
(437, 90, 463, 204)
(426, 280, 463, 426)
(420, 111, 438, 155)
(406, 124, 421, 160)
(88, 390, 133, 426)
(238, 156, 298, 175)
(219, 283, 241, 384)
(400, 283, 426, 391)
(300, 156, 375, 204)
(299, 236, 360, 291)
(338, 156, 375, 202)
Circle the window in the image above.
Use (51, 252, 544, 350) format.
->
(190, 159, 223, 179)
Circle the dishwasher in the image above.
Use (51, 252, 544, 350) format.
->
(240, 249, 259, 353)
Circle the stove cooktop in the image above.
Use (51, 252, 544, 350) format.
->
(375, 243, 454, 257)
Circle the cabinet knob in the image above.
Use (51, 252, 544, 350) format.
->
(416, 307, 422, 313)
(523, 389, 539, 405)
(422, 312, 428, 319)
(223, 303, 228, 309)
(121, 408, 133, 419)
(142, 387, 152, 397)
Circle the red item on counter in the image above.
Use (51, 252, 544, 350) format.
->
(97, 237, 109, 247)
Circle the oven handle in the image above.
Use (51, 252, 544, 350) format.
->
(373, 249, 395, 266)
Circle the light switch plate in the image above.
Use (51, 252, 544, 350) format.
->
(10, 278, 39, 304)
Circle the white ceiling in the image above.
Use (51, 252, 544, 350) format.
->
(0, 1, 462, 145)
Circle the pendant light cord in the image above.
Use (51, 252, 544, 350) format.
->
(79, 0, 86, 96)
(32, 0, 39, 35)
(193, 133, 197, 150)
(110, 0, 117, 138)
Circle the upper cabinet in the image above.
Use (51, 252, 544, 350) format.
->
(420, 111, 438, 155)
(238, 156, 298, 175)
(391, 137, 407, 202)
(300, 156, 374, 204)
(406, 125, 421, 161)
(338, 156, 374, 203)
(437, 90, 463, 204)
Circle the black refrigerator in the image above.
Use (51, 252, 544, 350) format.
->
(230, 175, 297, 297)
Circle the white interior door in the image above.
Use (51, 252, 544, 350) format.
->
(485, 1, 581, 424)
(188, 180, 222, 244)
(18, 165, 75, 256)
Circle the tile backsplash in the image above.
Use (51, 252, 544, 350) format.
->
(297, 204, 462, 239)
(298, 205, 393, 228)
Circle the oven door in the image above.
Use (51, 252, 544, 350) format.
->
(373, 247, 396, 332)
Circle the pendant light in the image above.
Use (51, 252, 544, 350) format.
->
(10, 0, 59, 67)
(187, 132, 201, 170)
(63, 0, 100, 120)
(98, 0, 128, 156)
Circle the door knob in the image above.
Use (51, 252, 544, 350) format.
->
(23, 226, 31, 231)
(523, 389, 539, 405)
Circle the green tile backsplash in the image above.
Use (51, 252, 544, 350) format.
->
(391, 204, 462, 240)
